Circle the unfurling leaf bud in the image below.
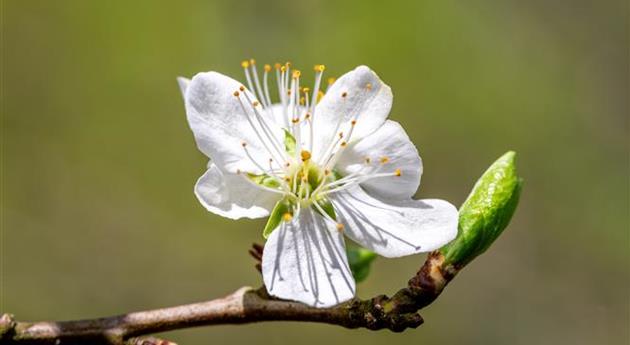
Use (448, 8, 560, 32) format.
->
(440, 151, 523, 267)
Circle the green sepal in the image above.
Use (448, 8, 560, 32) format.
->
(440, 151, 523, 267)
(331, 169, 344, 181)
(284, 129, 296, 156)
(346, 245, 377, 283)
(314, 198, 336, 221)
(263, 199, 291, 239)
(247, 173, 280, 189)
(307, 164, 323, 187)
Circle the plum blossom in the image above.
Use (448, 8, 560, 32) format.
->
(178, 61, 458, 307)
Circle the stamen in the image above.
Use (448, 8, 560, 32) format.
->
(308, 65, 325, 152)
(240, 90, 288, 164)
(300, 150, 311, 162)
(241, 61, 255, 97)
(276, 64, 289, 128)
(283, 212, 293, 222)
(250, 60, 269, 108)
(316, 91, 350, 163)
(241, 141, 270, 173)
(263, 64, 273, 113)
(319, 169, 403, 196)
(318, 132, 344, 166)
(290, 70, 303, 156)
(322, 117, 357, 171)
(234, 90, 286, 166)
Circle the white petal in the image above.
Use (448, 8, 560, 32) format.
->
(330, 186, 458, 258)
(262, 208, 356, 307)
(336, 120, 422, 200)
(177, 77, 190, 97)
(184, 72, 285, 173)
(194, 163, 280, 219)
(312, 66, 392, 160)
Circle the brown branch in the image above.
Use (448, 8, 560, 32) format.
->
(1, 251, 460, 345)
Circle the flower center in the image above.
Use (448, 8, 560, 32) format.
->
(232, 59, 403, 233)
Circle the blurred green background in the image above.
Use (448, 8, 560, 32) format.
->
(2, 0, 628, 344)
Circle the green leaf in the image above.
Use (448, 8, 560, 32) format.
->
(314, 198, 336, 221)
(346, 245, 377, 283)
(440, 151, 523, 266)
(247, 173, 280, 189)
(284, 129, 296, 156)
(263, 199, 291, 239)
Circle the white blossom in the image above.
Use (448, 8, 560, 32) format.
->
(178, 61, 458, 308)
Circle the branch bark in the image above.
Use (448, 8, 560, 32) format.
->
(1, 251, 459, 345)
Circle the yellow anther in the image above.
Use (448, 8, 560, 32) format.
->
(336, 223, 345, 231)
(283, 212, 293, 222)
(340, 141, 347, 147)
(380, 156, 390, 164)
(300, 97, 305, 105)
(394, 168, 402, 177)
(285, 61, 292, 68)
(314, 64, 326, 72)
(252, 101, 259, 107)
(292, 117, 299, 123)
(264, 64, 272, 72)
(280, 66, 286, 72)
(302, 87, 310, 93)
(365, 83, 372, 90)
(233, 91, 240, 97)
(327, 77, 336, 85)
(239, 85, 245, 91)
(341, 91, 348, 98)
(274, 63, 282, 70)
(241, 60, 249, 68)
(249, 58, 256, 65)
(324, 169, 330, 175)
(317, 90, 324, 103)
(300, 150, 312, 161)
(292, 70, 301, 79)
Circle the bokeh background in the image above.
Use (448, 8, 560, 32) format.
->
(2, 0, 628, 344)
